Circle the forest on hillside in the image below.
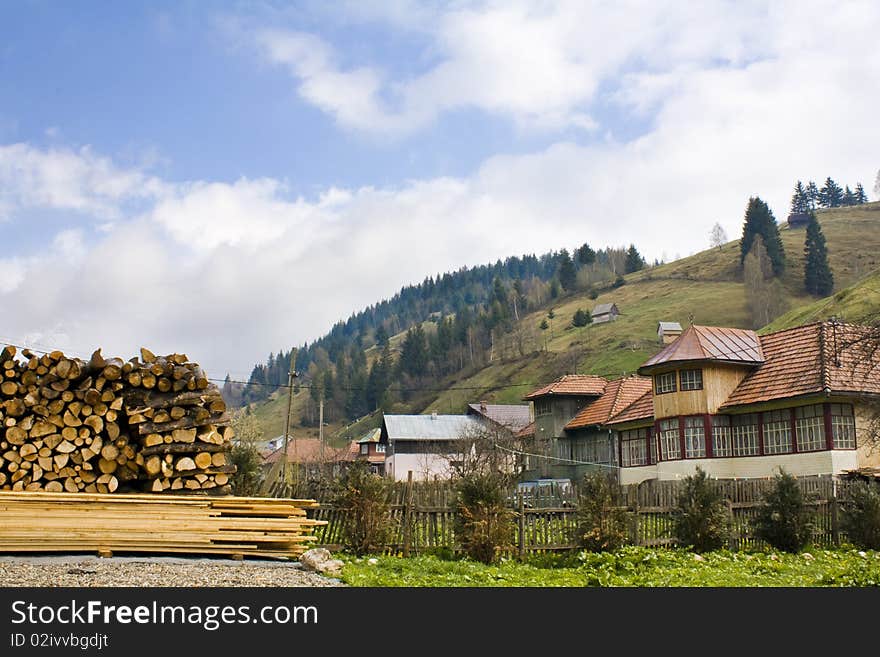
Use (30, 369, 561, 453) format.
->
(223, 242, 647, 425)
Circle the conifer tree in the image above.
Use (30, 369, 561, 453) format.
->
(576, 243, 596, 265)
(843, 185, 856, 206)
(790, 181, 810, 214)
(806, 181, 820, 209)
(804, 212, 833, 296)
(855, 183, 868, 204)
(739, 196, 786, 277)
(624, 244, 645, 273)
(819, 177, 843, 208)
(557, 249, 577, 291)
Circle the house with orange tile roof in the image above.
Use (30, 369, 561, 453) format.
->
(523, 321, 880, 484)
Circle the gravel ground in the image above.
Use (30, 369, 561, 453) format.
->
(0, 555, 346, 587)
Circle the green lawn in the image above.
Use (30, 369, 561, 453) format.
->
(338, 547, 880, 587)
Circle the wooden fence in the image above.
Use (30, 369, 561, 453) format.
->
(276, 474, 868, 556)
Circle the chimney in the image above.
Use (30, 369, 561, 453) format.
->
(480, 400, 487, 412)
(431, 412, 438, 420)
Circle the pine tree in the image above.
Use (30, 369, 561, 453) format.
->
(576, 243, 596, 265)
(843, 185, 856, 206)
(399, 325, 428, 378)
(806, 181, 820, 210)
(624, 244, 645, 273)
(804, 212, 833, 296)
(739, 196, 786, 277)
(790, 181, 810, 214)
(572, 309, 591, 327)
(819, 176, 843, 208)
(557, 249, 577, 291)
(855, 183, 868, 204)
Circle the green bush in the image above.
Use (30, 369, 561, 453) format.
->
(752, 469, 814, 552)
(331, 462, 393, 555)
(842, 481, 880, 549)
(454, 472, 514, 564)
(229, 442, 263, 496)
(572, 309, 592, 327)
(575, 472, 629, 551)
(612, 275, 626, 288)
(673, 467, 730, 552)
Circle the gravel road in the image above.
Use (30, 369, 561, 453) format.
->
(0, 555, 346, 587)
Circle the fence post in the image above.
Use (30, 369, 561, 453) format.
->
(402, 471, 414, 558)
(726, 499, 736, 551)
(632, 483, 640, 546)
(518, 492, 525, 560)
(830, 478, 840, 547)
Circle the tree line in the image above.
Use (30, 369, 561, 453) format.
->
(225, 241, 647, 425)
(790, 177, 869, 214)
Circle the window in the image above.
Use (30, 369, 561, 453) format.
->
(712, 416, 732, 457)
(763, 410, 793, 454)
(654, 372, 676, 394)
(658, 418, 680, 460)
(830, 404, 856, 449)
(535, 399, 552, 417)
(360, 444, 369, 455)
(731, 414, 759, 456)
(680, 369, 703, 391)
(620, 428, 649, 467)
(684, 416, 706, 458)
(376, 443, 386, 453)
(795, 404, 826, 452)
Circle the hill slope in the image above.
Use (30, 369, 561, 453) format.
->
(252, 201, 880, 444)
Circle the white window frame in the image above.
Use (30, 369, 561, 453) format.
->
(684, 416, 706, 458)
(712, 416, 732, 457)
(680, 369, 703, 392)
(658, 418, 680, 461)
(830, 404, 856, 449)
(620, 428, 648, 467)
(731, 414, 759, 456)
(655, 372, 676, 395)
(763, 410, 793, 455)
(795, 404, 825, 452)
(375, 443, 386, 453)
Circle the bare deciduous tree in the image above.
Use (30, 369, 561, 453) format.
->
(743, 235, 787, 328)
(710, 222, 728, 250)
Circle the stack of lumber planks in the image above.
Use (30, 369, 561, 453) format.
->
(0, 491, 325, 559)
(0, 345, 236, 495)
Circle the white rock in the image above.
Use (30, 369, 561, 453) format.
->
(300, 548, 344, 576)
(368, 558, 379, 566)
(802, 552, 814, 561)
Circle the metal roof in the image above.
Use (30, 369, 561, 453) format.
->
(657, 321, 682, 332)
(382, 414, 482, 441)
(640, 324, 764, 371)
(466, 403, 532, 431)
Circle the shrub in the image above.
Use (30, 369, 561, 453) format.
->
(673, 467, 729, 552)
(841, 481, 880, 549)
(752, 469, 814, 552)
(572, 309, 592, 327)
(575, 472, 629, 551)
(229, 442, 263, 496)
(331, 462, 393, 555)
(612, 275, 626, 288)
(588, 286, 599, 300)
(454, 472, 514, 564)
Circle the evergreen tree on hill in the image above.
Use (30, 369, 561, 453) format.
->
(557, 249, 577, 291)
(576, 242, 596, 265)
(819, 177, 844, 208)
(843, 185, 856, 206)
(804, 212, 834, 296)
(855, 183, 868, 204)
(806, 181, 820, 210)
(790, 181, 811, 215)
(739, 196, 786, 277)
(624, 244, 645, 273)
(399, 325, 428, 378)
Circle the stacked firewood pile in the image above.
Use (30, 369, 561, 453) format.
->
(0, 345, 235, 495)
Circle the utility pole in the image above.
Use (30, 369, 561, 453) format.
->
(319, 394, 325, 465)
(282, 348, 298, 490)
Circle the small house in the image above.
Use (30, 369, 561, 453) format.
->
(787, 213, 811, 228)
(380, 413, 483, 481)
(356, 428, 386, 475)
(657, 321, 683, 344)
(591, 303, 619, 324)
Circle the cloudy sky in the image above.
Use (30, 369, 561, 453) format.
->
(0, 1, 877, 380)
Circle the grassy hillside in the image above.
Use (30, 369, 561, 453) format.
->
(251, 201, 880, 439)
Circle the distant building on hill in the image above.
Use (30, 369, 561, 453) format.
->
(657, 321, 683, 344)
(787, 212, 811, 228)
(591, 303, 620, 324)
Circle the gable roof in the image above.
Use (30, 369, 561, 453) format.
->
(565, 376, 653, 430)
(515, 421, 536, 439)
(606, 390, 655, 426)
(466, 403, 532, 431)
(263, 438, 358, 465)
(382, 414, 482, 441)
(591, 303, 618, 316)
(356, 428, 381, 444)
(720, 321, 880, 409)
(640, 324, 764, 371)
(523, 374, 607, 400)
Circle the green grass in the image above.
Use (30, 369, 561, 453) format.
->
(339, 546, 880, 587)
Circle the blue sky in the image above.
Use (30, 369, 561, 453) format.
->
(0, 1, 878, 379)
